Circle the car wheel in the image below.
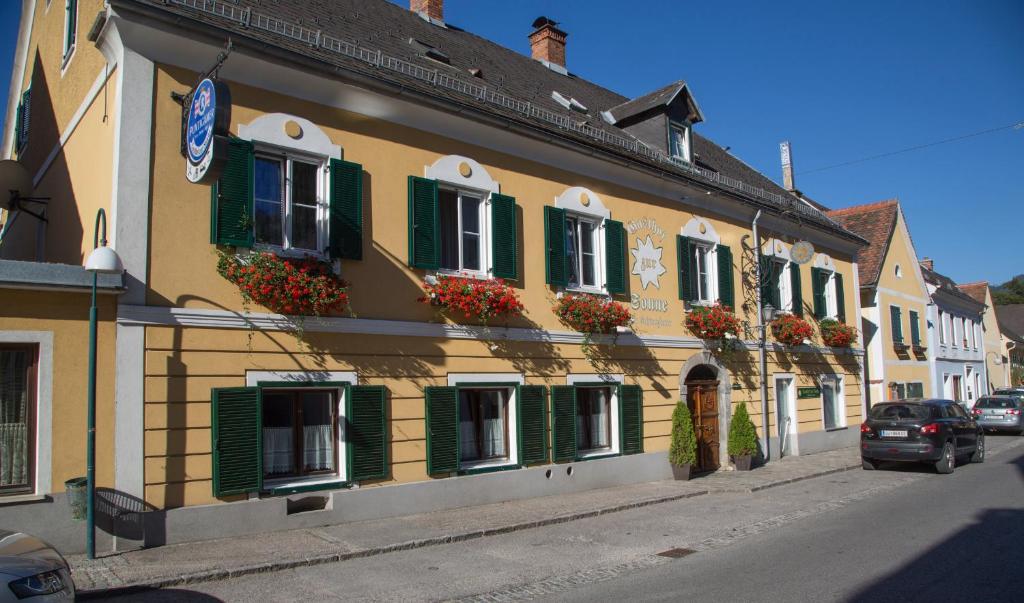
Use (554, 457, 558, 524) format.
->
(862, 457, 879, 471)
(936, 441, 955, 474)
(971, 433, 985, 463)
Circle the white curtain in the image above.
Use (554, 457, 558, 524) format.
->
(0, 423, 27, 486)
(303, 425, 334, 471)
(578, 389, 609, 449)
(262, 427, 294, 474)
(480, 390, 506, 458)
(459, 390, 507, 461)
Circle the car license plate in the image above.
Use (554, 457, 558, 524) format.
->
(880, 430, 908, 438)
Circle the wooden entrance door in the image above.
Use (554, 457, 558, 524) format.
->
(687, 381, 720, 472)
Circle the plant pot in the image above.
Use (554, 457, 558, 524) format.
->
(732, 454, 753, 471)
(671, 463, 692, 481)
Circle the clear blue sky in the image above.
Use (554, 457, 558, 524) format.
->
(2, 1, 1020, 284)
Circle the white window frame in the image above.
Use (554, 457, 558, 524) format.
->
(437, 185, 491, 278)
(251, 145, 329, 258)
(774, 258, 794, 314)
(555, 187, 611, 295)
(447, 372, 524, 472)
(820, 374, 845, 430)
(821, 269, 839, 319)
(0, 332, 53, 501)
(965, 366, 975, 402)
(567, 373, 622, 458)
(668, 121, 692, 163)
(564, 212, 604, 293)
(772, 373, 798, 454)
(61, 0, 78, 73)
(245, 370, 356, 491)
(940, 311, 949, 345)
(691, 241, 719, 305)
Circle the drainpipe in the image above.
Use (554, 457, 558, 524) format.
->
(752, 209, 770, 463)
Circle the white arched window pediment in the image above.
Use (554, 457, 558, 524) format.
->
(425, 155, 499, 195)
(555, 186, 610, 220)
(681, 217, 721, 245)
(813, 253, 834, 270)
(763, 238, 792, 262)
(238, 113, 341, 159)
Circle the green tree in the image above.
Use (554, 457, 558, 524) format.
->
(668, 401, 697, 467)
(728, 403, 758, 456)
(992, 275, 1024, 305)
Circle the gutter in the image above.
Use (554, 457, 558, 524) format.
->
(752, 209, 770, 463)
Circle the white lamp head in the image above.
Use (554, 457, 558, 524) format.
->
(84, 246, 124, 274)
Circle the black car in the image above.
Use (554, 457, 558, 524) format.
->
(861, 398, 984, 474)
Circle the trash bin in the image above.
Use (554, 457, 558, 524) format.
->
(65, 477, 87, 521)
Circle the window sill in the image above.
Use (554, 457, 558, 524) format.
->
(458, 460, 521, 476)
(0, 493, 47, 505)
(263, 476, 348, 496)
(252, 245, 328, 262)
(560, 287, 608, 298)
(823, 426, 848, 433)
(576, 449, 618, 461)
(431, 269, 492, 282)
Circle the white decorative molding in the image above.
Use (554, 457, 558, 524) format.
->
(425, 155, 499, 194)
(447, 373, 524, 386)
(555, 186, 610, 219)
(0, 331, 53, 496)
(238, 113, 341, 159)
(116, 305, 864, 357)
(246, 370, 357, 386)
(813, 253, 834, 270)
(681, 217, 721, 245)
(763, 238, 791, 261)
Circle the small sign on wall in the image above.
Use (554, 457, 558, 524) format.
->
(798, 386, 821, 399)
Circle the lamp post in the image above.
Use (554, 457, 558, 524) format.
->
(83, 208, 123, 559)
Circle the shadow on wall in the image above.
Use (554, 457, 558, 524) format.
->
(2, 52, 85, 263)
(94, 487, 166, 548)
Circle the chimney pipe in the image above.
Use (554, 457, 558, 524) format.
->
(411, 0, 443, 22)
(921, 257, 934, 271)
(780, 141, 795, 192)
(529, 17, 568, 69)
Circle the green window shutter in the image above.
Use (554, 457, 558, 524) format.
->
(759, 256, 775, 309)
(211, 387, 262, 497)
(18, 89, 30, 152)
(619, 384, 643, 455)
(677, 235, 692, 301)
(544, 206, 568, 287)
(210, 138, 254, 247)
(835, 273, 846, 322)
(811, 268, 827, 319)
(550, 385, 577, 462)
(716, 244, 734, 308)
(348, 385, 387, 481)
(909, 310, 921, 346)
(65, 0, 78, 54)
(518, 385, 548, 465)
(425, 386, 458, 474)
(329, 159, 363, 260)
(407, 176, 440, 269)
(491, 193, 518, 280)
(890, 306, 903, 343)
(13, 102, 23, 152)
(789, 262, 803, 317)
(605, 219, 626, 294)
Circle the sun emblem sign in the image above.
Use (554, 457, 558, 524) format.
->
(630, 235, 667, 290)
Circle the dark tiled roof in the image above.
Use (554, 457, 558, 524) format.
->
(118, 0, 862, 241)
(957, 282, 989, 305)
(921, 266, 985, 310)
(996, 305, 1024, 341)
(827, 200, 900, 288)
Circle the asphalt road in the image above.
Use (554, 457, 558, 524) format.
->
(97, 435, 1024, 602)
(556, 434, 1024, 602)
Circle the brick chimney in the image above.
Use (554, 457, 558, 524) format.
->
(529, 17, 568, 68)
(921, 257, 934, 271)
(411, 0, 443, 22)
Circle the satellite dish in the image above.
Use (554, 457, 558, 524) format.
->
(790, 240, 815, 265)
(0, 160, 33, 201)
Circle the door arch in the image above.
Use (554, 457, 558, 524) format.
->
(680, 354, 733, 471)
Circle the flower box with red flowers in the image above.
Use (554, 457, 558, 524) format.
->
(554, 293, 632, 335)
(685, 303, 741, 341)
(770, 313, 815, 347)
(217, 252, 349, 316)
(419, 274, 524, 322)
(819, 318, 857, 348)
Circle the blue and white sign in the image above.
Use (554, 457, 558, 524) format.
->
(185, 78, 230, 184)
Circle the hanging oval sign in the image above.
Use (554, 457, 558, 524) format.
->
(185, 78, 231, 184)
(790, 240, 815, 265)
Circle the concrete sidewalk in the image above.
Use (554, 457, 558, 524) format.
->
(71, 447, 861, 596)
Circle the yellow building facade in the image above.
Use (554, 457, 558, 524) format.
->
(1, 0, 868, 551)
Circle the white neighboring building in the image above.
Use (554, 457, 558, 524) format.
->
(921, 260, 987, 406)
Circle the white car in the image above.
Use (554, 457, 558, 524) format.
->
(0, 530, 75, 601)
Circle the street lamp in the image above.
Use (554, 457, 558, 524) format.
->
(83, 208, 123, 559)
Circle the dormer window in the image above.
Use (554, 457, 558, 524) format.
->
(669, 122, 691, 163)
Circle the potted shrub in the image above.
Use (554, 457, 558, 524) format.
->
(819, 318, 857, 348)
(419, 274, 524, 323)
(668, 401, 698, 480)
(770, 313, 814, 347)
(728, 403, 758, 471)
